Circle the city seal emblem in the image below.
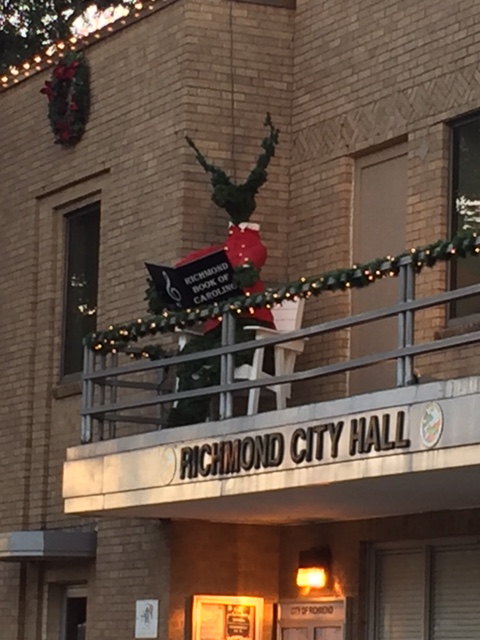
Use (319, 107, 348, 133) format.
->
(420, 402, 443, 448)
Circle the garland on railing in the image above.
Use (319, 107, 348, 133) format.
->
(85, 232, 480, 355)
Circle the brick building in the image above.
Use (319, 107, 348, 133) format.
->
(2, 0, 480, 639)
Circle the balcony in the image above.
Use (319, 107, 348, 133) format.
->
(63, 237, 480, 523)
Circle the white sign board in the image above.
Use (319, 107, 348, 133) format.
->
(278, 600, 347, 640)
(135, 599, 159, 639)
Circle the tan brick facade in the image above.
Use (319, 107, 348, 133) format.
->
(2, 0, 480, 638)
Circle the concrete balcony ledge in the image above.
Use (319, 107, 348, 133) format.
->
(63, 376, 480, 524)
(67, 375, 480, 460)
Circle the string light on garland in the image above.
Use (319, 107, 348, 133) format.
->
(84, 232, 480, 356)
(0, 0, 165, 91)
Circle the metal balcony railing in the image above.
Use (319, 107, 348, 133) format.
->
(80, 260, 480, 444)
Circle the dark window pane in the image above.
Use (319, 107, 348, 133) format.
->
(451, 119, 480, 318)
(63, 203, 100, 375)
(65, 596, 87, 640)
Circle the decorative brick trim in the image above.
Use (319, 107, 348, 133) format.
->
(233, 0, 296, 9)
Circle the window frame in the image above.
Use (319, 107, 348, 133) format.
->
(448, 111, 480, 323)
(61, 201, 100, 380)
(366, 536, 480, 640)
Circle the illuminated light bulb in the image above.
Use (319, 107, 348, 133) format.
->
(475, 247, 480, 253)
(1, 76, 8, 83)
(11, 68, 19, 76)
(368, 275, 375, 281)
(70, 36, 77, 44)
(296, 568, 327, 589)
(300, 277, 306, 282)
(46, 59, 53, 64)
(34, 55, 42, 63)
(451, 248, 456, 254)
(345, 282, 351, 288)
(411, 248, 416, 253)
(57, 41, 65, 50)
(23, 62, 30, 70)
(135, 1, 143, 7)
(389, 271, 395, 276)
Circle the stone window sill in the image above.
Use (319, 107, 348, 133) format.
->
(53, 376, 82, 399)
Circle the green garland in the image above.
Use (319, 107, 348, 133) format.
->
(40, 52, 90, 146)
(85, 232, 480, 356)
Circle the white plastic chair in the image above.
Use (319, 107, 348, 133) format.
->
(235, 298, 307, 414)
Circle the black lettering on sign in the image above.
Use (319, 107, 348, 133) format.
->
(210, 442, 223, 475)
(223, 439, 241, 474)
(364, 415, 381, 453)
(180, 447, 193, 480)
(290, 428, 306, 463)
(268, 433, 285, 467)
(240, 437, 255, 471)
(329, 421, 344, 458)
(349, 417, 366, 455)
(253, 435, 268, 469)
(380, 413, 395, 450)
(199, 444, 211, 477)
(312, 424, 328, 460)
(394, 411, 410, 448)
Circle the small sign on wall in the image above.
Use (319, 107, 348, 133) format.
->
(135, 599, 159, 639)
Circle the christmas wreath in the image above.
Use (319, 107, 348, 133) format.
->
(40, 52, 90, 146)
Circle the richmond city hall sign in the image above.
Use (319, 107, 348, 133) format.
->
(179, 409, 410, 480)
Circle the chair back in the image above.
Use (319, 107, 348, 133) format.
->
(272, 298, 305, 332)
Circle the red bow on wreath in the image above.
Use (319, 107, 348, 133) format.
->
(53, 60, 79, 81)
(40, 81, 53, 101)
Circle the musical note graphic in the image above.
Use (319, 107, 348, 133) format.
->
(163, 270, 182, 304)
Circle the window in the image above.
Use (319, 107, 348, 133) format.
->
(63, 202, 100, 376)
(64, 586, 87, 640)
(450, 116, 480, 318)
(369, 540, 480, 640)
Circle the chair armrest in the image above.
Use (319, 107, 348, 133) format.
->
(242, 325, 281, 336)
